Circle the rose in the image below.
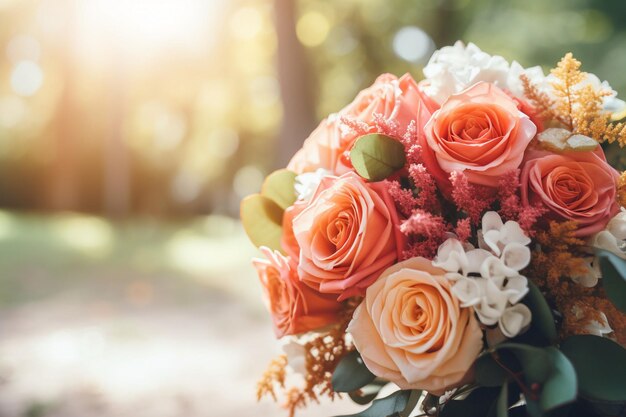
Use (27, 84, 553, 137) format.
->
(347, 257, 483, 393)
(422, 82, 537, 188)
(292, 172, 403, 301)
(521, 148, 620, 237)
(253, 247, 341, 338)
(287, 73, 436, 175)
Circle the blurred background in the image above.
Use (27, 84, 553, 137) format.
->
(0, 0, 624, 416)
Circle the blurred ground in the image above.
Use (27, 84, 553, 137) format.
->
(0, 212, 360, 417)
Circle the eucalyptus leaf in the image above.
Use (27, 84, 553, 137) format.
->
(516, 281, 558, 346)
(496, 343, 553, 384)
(539, 347, 577, 411)
(475, 351, 510, 387)
(349, 134, 406, 181)
(240, 194, 284, 252)
(335, 390, 411, 417)
(561, 335, 626, 402)
(497, 384, 509, 417)
(332, 350, 376, 393)
(440, 387, 501, 417)
(595, 249, 626, 312)
(261, 169, 297, 210)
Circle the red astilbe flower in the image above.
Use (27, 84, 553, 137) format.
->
(408, 164, 440, 213)
(497, 169, 547, 235)
(450, 171, 495, 225)
(384, 180, 419, 218)
(454, 218, 472, 243)
(399, 210, 449, 260)
(400, 120, 423, 165)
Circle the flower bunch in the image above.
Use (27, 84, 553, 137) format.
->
(242, 42, 626, 417)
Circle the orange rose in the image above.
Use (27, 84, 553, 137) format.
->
(292, 172, 403, 301)
(347, 257, 483, 393)
(521, 148, 620, 236)
(253, 248, 342, 338)
(423, 82, 537, 188)
(288, 73, 436, 175)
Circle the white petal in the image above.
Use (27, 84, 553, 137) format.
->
(483, 229, 503, 255)
(585, 312, 613, 337)
(480, 256, 510, 285)
(474, 279, 508, 326)
(607, 209, 626, 240)
(591, 230, 625, 259)
(571, 259, 599, 288)
(502, 275, 529, 304)
(464, 249, 493, 275)
(433, 238, 468, 272)
(500, 221, 531, 247)
(482, 211, 504, 233)
(499, 304, 532, 338)
(501, 242, 531, 272)
(451, 277, 483, 307)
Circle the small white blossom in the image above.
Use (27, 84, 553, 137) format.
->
(294, 168, 331, 202)
(582, 208, 626, 287)
(435, 212, 532, 337)
(572, 305, 613, 337)
(499, 304, 532, 338)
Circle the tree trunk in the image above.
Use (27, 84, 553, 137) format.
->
(273, 0, 317, 168)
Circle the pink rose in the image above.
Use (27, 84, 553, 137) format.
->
(253, 248, 342, 338)
(292, 172, 404, 301)
(348, 257, 483, 394)
(288, 73, 436, 175)
(521, 148, 620, 236)
(422, 82, 537, 188)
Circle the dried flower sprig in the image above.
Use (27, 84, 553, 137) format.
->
(522, 53, 626, 147)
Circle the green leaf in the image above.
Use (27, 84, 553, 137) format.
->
(400, 390, 422, 417)
(539, 347, 577, 411)
(348, 380, 389, 405)
(240, 194, 284, 252)
(561, 335, 626, 402)
(349, 134, 406, 181)
(475, 351, 511, 387)
(496, 384, 509, 417)
(335, 390, 412, 417)
(261, 169, 297, 210)
(497, 343, 553, 384)
(515, 281, 558, 346)
(441, 387, 501, 417)
(595, 249, 626, 312)
(332, 351, 376, 393)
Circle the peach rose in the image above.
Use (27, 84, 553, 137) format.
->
(423, 82, 537, 188)
(292, 172, 403, 301)
(253, 247, 342, 338)
(288, 73, 436, 175)
(521, 148, 620, 237)
(348, 257, 483, 393)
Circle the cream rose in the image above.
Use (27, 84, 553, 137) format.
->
(347, 257, 483, 393)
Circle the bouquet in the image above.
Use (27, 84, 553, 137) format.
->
(241, 42, 626, 417)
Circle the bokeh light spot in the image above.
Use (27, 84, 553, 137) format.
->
(10, 60, 43, 96)
(297, 11, 330, 47)
(392, 26, 434, 63)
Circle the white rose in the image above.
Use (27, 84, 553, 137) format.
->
(421, 41, 539, 104)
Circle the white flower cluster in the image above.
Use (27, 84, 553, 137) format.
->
(592, 208, 626, 260)
(294, 168, 331, 201)
(433, 212, 532, 338)
(574, 208, 626, 288)
(422, 41, 626, 113)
